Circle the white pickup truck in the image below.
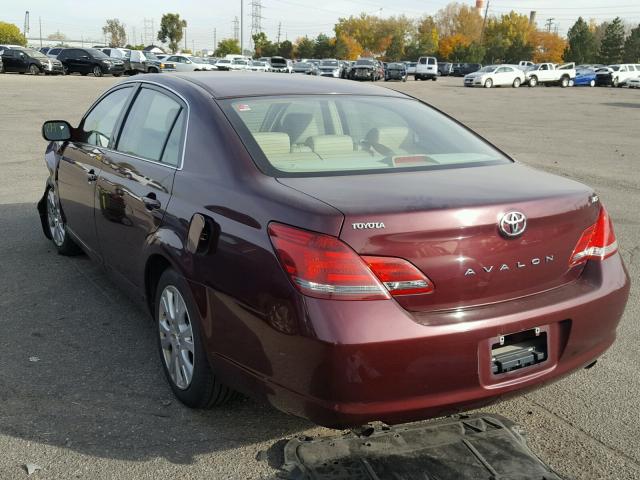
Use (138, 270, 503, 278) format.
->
(525, 63, 576, 87)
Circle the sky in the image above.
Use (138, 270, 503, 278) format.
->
(5, 0, 640, 51)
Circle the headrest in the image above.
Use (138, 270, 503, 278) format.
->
(253, 132, 291, 156)
(366, 127, 411, 148)
(307, 135, 354, 155)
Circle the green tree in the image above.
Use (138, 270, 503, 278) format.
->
(295, 36, 316, 58)
(0, 21, 26, 46)
(598, 17, 625, 63)
(565, 17, 597, 64)
(482, 11, 534, 63)
(277, 40, 293, 58)
(314, 33, 335, 58)
(125, 43, 146, 50)
(451, 41, 486, 62)
(214, 38, 240, 57)
(157, 13, 187, 53)
(252, 32, 272, 58)
(623, 24, 640, 62)
(103, 19, 127, 48)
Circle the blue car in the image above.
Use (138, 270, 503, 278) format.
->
(573, 69, 597, 87)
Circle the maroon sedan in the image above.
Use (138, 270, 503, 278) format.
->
(38, 73, 630, 428)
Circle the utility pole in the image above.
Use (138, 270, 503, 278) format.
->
(233, 17, 239, 42)
(39, 17, 42, 48)
(545, 18, 554, 33)
(480, 0, 490, 41)
(23, 11, 30, 38)
(250, 0, 264, 48)
(240, 0, 244, 55)
(184, 27, 187, 50)
(214, 28, 217, 52)
(143, 18, 154, 46)
(277, 22, 282, 44)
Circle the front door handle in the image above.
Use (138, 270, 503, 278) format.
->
(143, 194, 161, 210)
(87, 169, 98, 183)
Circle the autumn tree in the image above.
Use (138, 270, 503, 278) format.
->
(295, 36, 316, 59)
(483, 11, 535, 63)
(0, 21, 26, 46)
(623, 24, 640, 62)
(532, 31, 566, 63)
(565, 17, 597, 63)
(435, 2, 483, 41)
(598, 17, 625, 63)
(438, 33, 470, 60)
(103, 19, 127, 48)
(335, 33, 363, 60)
(214, 38, 240, 57)
(158, 13, 187, 53)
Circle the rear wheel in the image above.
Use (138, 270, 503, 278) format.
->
(46, 187, 82, 256)
(484, 78, 493, 88)
(560, 76, 569, 88)
(589, 79, 596, 87)
(156, 268, 235, 409)
(512, 77, 521, 88)
(93, 65, 103, 77)
(613, 77, 619, 87)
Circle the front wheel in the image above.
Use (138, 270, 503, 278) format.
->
(93, 65, 103, 77)
(484, 78, 493, 88)
(590, 79, 596, 87)
(613, 77, 619, 87)
(529, 76, 538, 87)
(45, 187, 82, 256)
(29, 64, 40, 75)
(156, 269, 235, 409)
(512, 77, 521, 88)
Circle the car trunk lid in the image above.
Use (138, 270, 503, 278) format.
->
(277, 164, 598, 312)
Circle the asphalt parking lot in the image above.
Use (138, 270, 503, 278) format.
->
(0, 73, 638, 479)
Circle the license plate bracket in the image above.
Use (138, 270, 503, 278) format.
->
(491, 328, 548, 375)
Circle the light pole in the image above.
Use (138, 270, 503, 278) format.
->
(240, 0, 244, 55)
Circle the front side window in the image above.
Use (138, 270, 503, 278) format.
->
(80, 87, 132, 147)
(223, 95, 511, 176)
(116, 88, 184, 164)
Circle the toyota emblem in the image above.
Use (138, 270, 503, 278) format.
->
(499, 211, 527, 238)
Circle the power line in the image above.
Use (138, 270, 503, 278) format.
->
(545, 17, 554, 32)
(233, 16, 239, 41)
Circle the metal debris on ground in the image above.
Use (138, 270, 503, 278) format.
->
(280, 414, 563, 480)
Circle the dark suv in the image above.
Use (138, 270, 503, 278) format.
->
(57, 48, 125, 77)
(1, 47, 64, 75)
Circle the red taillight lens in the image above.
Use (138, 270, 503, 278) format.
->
(268, 223, 390, 300)
(362, 256, 434, 296)
(569, 206, 618, 268)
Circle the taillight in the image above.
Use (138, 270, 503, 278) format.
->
(268, 223, 390, 300)
(569, 206, 618, 268)
(268, 223, 435, 301)
(362, 256, 434, 296)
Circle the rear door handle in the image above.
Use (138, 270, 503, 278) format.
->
(143, 194, 161, 210)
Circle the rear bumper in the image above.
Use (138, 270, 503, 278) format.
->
(206, 254, 630, 428)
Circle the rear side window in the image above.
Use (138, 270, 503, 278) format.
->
(116, 87, 184, 165)
(80, 87, 132, 147)
(428, 58, 436, 65)
(222, 95, 511, 177)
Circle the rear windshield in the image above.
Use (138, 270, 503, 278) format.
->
(222, 95, 511, 177)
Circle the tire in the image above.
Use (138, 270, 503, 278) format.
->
(590, 79, 595, 87)
(62, 65, 69, 75)
(613, 77, 619, 87)
(93, 65, 103, 77)
(529, 76, 538, 87)
(512, 77, 521, 88)
(568, 79, 575, 87)
(560, 76, 569, 88)
(45, 186, 82, 256)
(155, 268, 235, 409)
(484, 78, 493, 88)
(431, 77, 436, 81)
(148, 67, 159, 73)
(29, 64, 40, 75)
(113, 73, 122, 77)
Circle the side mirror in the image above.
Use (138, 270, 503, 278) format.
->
(186, 60, 192, 64)
(42, 120, 72, 142)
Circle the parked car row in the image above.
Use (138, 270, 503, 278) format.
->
(462, 62, 640, 89)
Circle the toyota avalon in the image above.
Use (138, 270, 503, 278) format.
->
(37, 74, 630, 427)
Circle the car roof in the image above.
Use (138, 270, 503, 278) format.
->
(144, 72, 409, 99)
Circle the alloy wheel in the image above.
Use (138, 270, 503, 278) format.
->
(484, 78, 493, 88)
(159, 286, 195, 390)
(93, 65, 103, 77)
(46, 188, 65, 247)
(29, 64, 39, 75)
(513, 78, 521, 88)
